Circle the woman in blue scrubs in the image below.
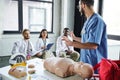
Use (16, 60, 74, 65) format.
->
(63, 0, 107, 67)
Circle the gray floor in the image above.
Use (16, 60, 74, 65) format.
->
(0, 56, 10, 68)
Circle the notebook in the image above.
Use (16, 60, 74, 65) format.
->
(46, 43, 54, 50)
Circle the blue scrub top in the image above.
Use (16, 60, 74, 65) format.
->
(80, 13, 108, 66)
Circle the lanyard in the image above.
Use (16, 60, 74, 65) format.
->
(42, 39, 46, 46)
(27, 40, 32, 54)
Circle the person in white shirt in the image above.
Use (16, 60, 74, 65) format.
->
(35, 29, 54, 59)
(56, 28, 80, 61)
(11, 29, 41, 60)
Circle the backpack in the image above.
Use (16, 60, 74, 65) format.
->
(94, 58, 120, 80)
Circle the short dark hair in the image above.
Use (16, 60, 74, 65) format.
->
(39, 29, 48, 38)
(64, 28, 70, 31)
(63, 28, 70, 33)
(80, 0, 94, 7)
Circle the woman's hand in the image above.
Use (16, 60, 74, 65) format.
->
(41, 46, 47, 49)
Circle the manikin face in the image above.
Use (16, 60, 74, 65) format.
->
(41, 31, 48, 38)
(74, 62, 94, 78)
(22, 30, 30, 40)
(74, 62, 84, 73)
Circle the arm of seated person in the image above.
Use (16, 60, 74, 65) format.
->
(11, 41, 20, 54)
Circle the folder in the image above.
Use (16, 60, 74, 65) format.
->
(46, 43, 54, 50)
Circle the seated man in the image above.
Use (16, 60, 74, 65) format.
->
(11, 29, 41, 60)
(44, 57, 94, 79)
(56, 28, 80, 61)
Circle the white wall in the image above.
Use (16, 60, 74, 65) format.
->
(61, 0, 75, 34)
(108, 40, 120, 60)
(108, 45, 120, 60)
(0, 0, 4, 56)
(0, 0, 75, 56)
(0, 0, 4, 38)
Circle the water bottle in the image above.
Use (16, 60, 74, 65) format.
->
(0, 74, 2, 80)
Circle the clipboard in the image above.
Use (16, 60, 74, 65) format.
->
(46, 43, 54, 50)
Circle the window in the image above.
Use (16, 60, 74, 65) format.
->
(3, 1, 18, 31)
(29, 7, 46, 32)
(23, 0, 53, 32)
(94, 0, 99, 13)
(103, 0, 120, 40)
(3, 0, 53, 34)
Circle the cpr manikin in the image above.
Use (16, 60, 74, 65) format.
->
(8, 67, 27, 78)
(44, 57, 94, 78)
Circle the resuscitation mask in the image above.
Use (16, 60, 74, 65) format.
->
(9, 53, 27, 70)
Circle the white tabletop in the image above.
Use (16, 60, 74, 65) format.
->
(0, 58, 84, 80)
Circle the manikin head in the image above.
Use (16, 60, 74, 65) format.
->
(74, 62, 94, 78)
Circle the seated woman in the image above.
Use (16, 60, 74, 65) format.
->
(35, 29, 54, 59)
(44, 57, 94, 79)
